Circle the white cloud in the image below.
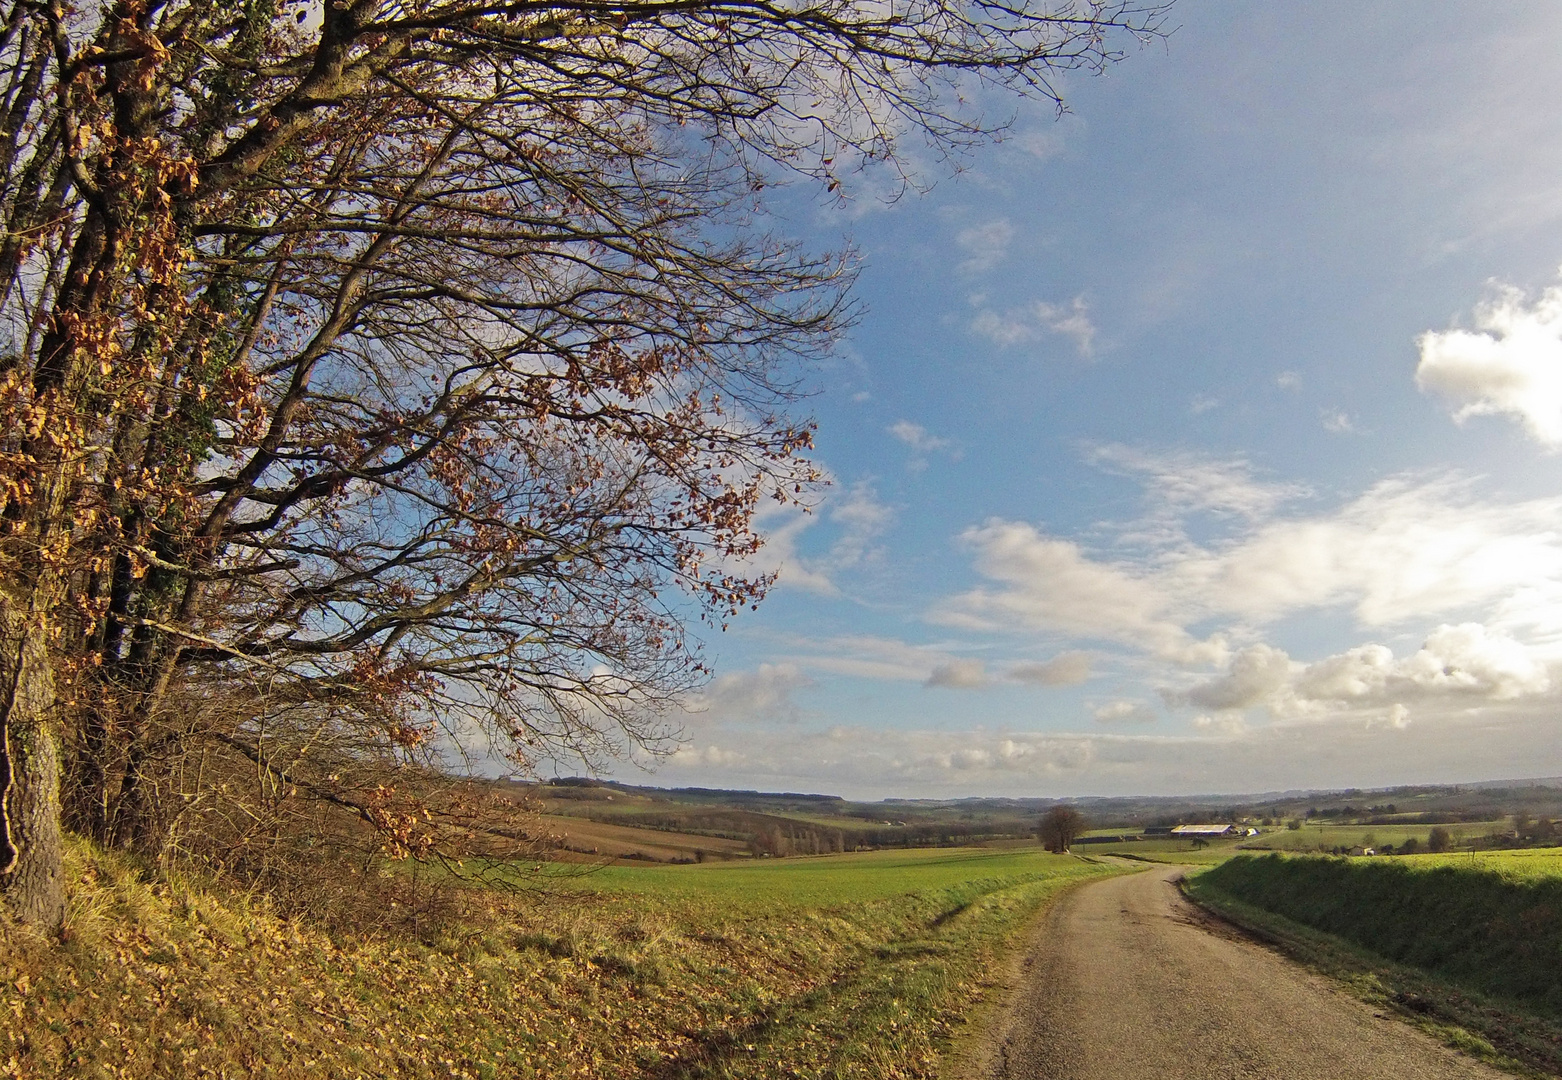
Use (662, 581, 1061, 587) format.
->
(1189, 394, 1220, 414)
(888, 421, 958, 472)
(685, 663, 811, 724)
(938, 470, 1562, 697)
(888, 420, 952, 454)
(775, 633, 969, 684)
(669, 743, 746, 767)
(1088, 444, 1308, 522)
(970, 295, 1096, 356)
(1277, 371, 1302, 390)
(1170, 644, 1293, 711)
(1191, 713, 1248, 736)
(1161, 623, 1553, 723)
(1320, 408, 1354, 433)
(955, 219, 1014, 275)
(926, 658, 989, 689)
(1417, 274, 1562, 446)
(1009, 652, 1092, 686)
(935, 520, 1228, 664)
(632, 704, 1562, 798)
(1092, 699, 1157, 724)
(1296, 623, 1551, 706)
(744, 482, 893, 596)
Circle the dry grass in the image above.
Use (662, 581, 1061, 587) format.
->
(0, 840, 1115, 1079)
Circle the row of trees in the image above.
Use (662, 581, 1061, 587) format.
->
(0, 0, 1163, 930)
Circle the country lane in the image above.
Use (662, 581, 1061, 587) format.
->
(970, 863, 1508, 1080)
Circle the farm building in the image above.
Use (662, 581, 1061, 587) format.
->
(1169, 824, 1242, 838)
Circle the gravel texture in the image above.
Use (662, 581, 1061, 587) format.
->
(971, 863, 1509, 1080)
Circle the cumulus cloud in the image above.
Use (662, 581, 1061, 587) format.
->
(956, 218, 1014, 275)
(942, 473, 1562, 656)
(1297, 623, 1551, 706)
(1277, 371, 1302, 390)
(1417, 275, 1562, 446)
(1171, 644, 1293, 711)
(1009, 652, 1092, 686)
(926, 658, 989, 689)
(970, 295, 1096, 355)
(1158, 624, 1553, 726)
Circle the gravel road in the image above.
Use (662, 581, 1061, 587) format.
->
(969, 863, 1508, 1080)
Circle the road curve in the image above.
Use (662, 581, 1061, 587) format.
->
(969, 863, 1507, 1080)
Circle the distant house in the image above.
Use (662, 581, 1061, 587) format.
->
(1169, 824, 1241, 838)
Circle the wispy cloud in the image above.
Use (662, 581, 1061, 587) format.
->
(955, 219, 1014, 275)
(888, 420, 959, 472)
(1092, 699, 1157, 725)
(970, 295, 1097, 356)
(1321, 408, 1354, 433)
(745, 481, 893, 596)
(1009, 652, 1092, 686)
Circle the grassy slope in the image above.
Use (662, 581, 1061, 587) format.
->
(1187, 849, 1562, 1076)
(0, 841, 1121, 1079)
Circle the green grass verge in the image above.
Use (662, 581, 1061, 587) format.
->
(1186, 856, 1562, 1077)
(0, 840, 1120, 1078)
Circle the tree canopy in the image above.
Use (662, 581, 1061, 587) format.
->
(0, 0, 1165, 928)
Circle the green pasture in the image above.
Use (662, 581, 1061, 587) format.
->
(1239, 820, 1504, 852)
(539, 844, 1108, 905)
(1070, 836, 1246, 864)
(1401, 846, 1562, 881)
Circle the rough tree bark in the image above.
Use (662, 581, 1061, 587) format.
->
(0, 595, 63, 931)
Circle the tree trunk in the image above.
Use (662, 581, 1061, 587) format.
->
(0, 594, 65, 933)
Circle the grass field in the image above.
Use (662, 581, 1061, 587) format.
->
(0, 840, 1125, 1078)
(1063, 836, 1247, 865)
(1238, 821, 1505, 853)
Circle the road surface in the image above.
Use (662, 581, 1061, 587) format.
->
(969, 863, 1507, 1080)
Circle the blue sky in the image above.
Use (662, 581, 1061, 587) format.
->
(619, 2, 1562, 798)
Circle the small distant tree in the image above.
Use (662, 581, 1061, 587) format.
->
(1038, 805, 1085, 853)
(1399, 837, 1420, 855)
(1287, 819, 1304, 831)
(1514, 812, 1533, 841)
(1428, 826, 1453, 853)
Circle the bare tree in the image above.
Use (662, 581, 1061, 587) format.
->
(1039, 804, 1084, 853)
(0, 0, 1165, 928)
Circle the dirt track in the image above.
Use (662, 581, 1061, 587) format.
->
(969, 863, 1508, 1080)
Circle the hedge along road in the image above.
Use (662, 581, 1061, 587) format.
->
(968, 863, 1506, 1080)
